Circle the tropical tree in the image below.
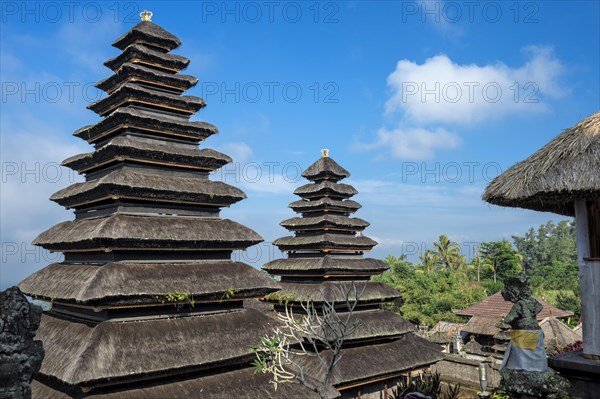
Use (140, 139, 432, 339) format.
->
(469, 255, 485, 282)
(373, 257, 487, 327)
(479, 240, 522, 283)
(433, 235, 465, 271)
(418, 250, 438, 274)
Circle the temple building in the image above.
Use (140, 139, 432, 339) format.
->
(18, 13, 317, 398)
(262, 150, 443, 399)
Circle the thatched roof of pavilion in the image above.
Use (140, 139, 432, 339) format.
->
(104, 43, 190, 72)
(263, 255, 388, 275)
(34, 309, 280, 387)
(113, 20, 182, 51)
(302, 156, 350, 182)
(32, 365, 327, 398)
(51, 167, 245, 208)
(62, 135, 231, 174)
(266, 281, 399, 304)
(289, 197, 361, 214)
(19, 261, 279, 306)
(33, 214, 262, 251)
(483, 111, 600, 216)
(540, 316, 582, 349)
(293, 334, 443, 388)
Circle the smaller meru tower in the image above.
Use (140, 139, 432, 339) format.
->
(263, 150, 442, 399)
(19, 12, 316, 398)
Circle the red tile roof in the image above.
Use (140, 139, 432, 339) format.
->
(454, 292, 573, 320)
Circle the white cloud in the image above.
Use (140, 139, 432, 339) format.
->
(357, 46, 566, 160)
(385, 46, 566, 125)
(218, 142, 253, 163)
(362, 126, 460, 160)
(349, 178, 483, 209)
(240, 175, 299, 195)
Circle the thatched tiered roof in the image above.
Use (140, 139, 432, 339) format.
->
(19, 15, 316, 398)
(262, 152, 442, 396)
(483, 111, 600, 216)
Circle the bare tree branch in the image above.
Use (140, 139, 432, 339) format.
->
(250, 282, 366, 399)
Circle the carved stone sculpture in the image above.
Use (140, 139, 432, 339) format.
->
(499, 276, 571, 398)
(0, 287, 44, 399)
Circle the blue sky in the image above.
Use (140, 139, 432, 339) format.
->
(1, 1, 599, 289)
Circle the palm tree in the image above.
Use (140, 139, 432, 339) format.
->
(418, 250, 438, 274)
(470, 255, 484, 282)
(433, 235, 464, 271)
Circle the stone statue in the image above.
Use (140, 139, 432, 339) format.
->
(499, 275, 547, 372)
(463, 334, 484, 355)
(0, 287, 44, 399)
(498, 276, 571, 398)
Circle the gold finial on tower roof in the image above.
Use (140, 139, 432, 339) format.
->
(140, 10, 153, 22)
(321, 148, 329, 157)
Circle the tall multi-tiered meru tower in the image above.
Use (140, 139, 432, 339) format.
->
(262, 151, 443, 399)
(19, 12, 317, 398)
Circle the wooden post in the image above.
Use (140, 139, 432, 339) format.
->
(575, 200, 600, 359)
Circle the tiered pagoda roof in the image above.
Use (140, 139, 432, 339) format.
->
(262, 151, 442, 396)
(19, 13, 316, 398)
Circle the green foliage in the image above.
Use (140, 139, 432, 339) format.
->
(513, 219, 580, 323)
(491, 389, 510, 399)
(481, 279, 504, 296)
(378, 221, 581, 328)
(532, 288, 581, 325)
(157, 291, 195, 309)
(374, 255, 487, 327)
(479, 240, 522, 283)
(265, 291, 297, 305)
(249, 336, 283, 370)
(433, 235, 466, 271)
(393, 372, 462, 399)
(513, 220, 577, 276)
(222, 287, 238, 300)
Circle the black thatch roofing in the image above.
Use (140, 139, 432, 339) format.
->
(289, 197, 361, 214)
(342, 310, 416, 342)
(34, 309, 279, 387)
(112, 21, 181, 51)
(32, 366, 326, 398)
(33, 214, 262, 251)
(88, 83, 205, 117)
(302, 156, 350, 182)
(104, 43, 190, 73)
(280, 215, 369, 232)
(294, 181, 358, 199)
(263, 256, 388, 275)
(483, 111, 600, 216)
(273, 233, 377, 252)
(262, 152, 442, 393)
(96, 62, 197, 94)
(294, 334, 443, 388)
(461, 315, 502, 336)
(19, 261, 279, 305)
(26, 17, 310, 397)
(74, 107, 217, 144)
(51, 168, 244, 208)
(265, 281, 399, 304)
(62, 135, 231, 173)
